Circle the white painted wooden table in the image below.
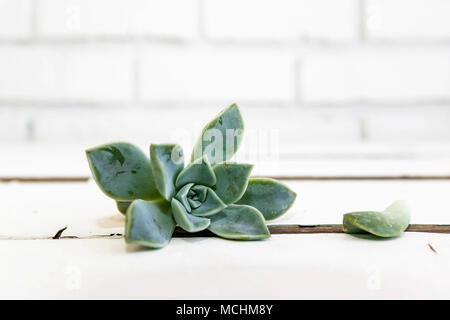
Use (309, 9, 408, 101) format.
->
(1, 144, 450, 299)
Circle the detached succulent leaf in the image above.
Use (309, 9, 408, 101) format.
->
(150, 144, 184, 201)
(343, 201, 410, 238)
(191, 103, 244, 166)
(190, 188, 226, 217)
(236, 178, 296, 220)
(175, 156, 216, 188)
(171, 199, 210, 232)
(86, 142, 160, 201)
(125, 200, 175, 248)
(213, 163, 253, 204)
(116, 201, 131, 215)
(208, 204, 270, 240)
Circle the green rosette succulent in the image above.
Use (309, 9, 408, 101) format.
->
(86, 103, 297, 248)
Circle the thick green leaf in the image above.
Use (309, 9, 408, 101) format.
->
(191, 185, 207, 202)
(116, 201, 131, 215)
(171, 198, 210, 232)
(188, 198, 202, 208)
(150, 144, 184, 201)
(191, 103, 244, 166)
(208, 204, 270, 240)
(86, 142, 160, 201)
(236, 178, 296, 220)
(213, 163, 253, 204)
(125, 199, 175, 248)
(175, 183, 195, 213)
(190, 188, 226, 217)
(175, 156, 216, 188)
(343, 201, 411, 238)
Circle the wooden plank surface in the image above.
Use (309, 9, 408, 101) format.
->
(2, 143, 450, 299)
(2, 179, 450, 238)
(0, 233, 449, 299)
(1, 179, 449, 299)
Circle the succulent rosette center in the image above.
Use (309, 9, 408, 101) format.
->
(176, 184, 210, 213)
(169, 155, 227, 232)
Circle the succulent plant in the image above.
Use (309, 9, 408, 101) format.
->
(343, 201, 410, 238)
(86, 104, 296, 248)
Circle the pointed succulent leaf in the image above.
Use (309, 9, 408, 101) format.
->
(191, 103, 244, 166)
(191, 185, 207, 202)
(236, 178, 296, 220)
(213, 163, 253, 204)
(116, 201, 131, 215)
(171, 199, 210, 232)
(125, 199, 175, 248)
(150, 144, 184, 201)
(343, 201, 411, 238)
(86, 142, 160, 201)
(175, 156, 216, 188)
(175, 183, 195, 213)
(190, 188, 226, 217)
(208, 204, 270, 240)
(188, 198, 202, 208)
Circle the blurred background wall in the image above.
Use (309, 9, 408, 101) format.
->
(1, 0, 450, 162)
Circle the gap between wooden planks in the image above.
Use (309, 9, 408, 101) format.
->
(1, 225, 449, 241)
(175, 224, 450, 237)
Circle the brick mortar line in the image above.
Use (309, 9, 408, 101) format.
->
(3, 99, 450, 109)
(3, 37, 450, 47)
(359, 0, 367, 42)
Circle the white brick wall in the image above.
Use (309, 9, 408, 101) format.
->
(0, 0, 449, 150)
(366, 0, 450, 39)
(0, 0, 32, 39)
(0, 108, 31, 142)
(29, 107, 362, 156)
(300, 49, 450, 103)
(139, 48, 295, 103)
(203, 0, 359, 41)
(365, 107, 450, 142)
(0, 45, 133, 101)
(37, 0, 199, 39)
